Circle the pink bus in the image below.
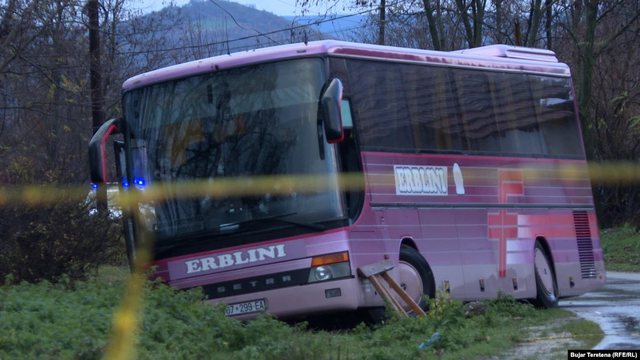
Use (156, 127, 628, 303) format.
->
(89, 40, 605, 319)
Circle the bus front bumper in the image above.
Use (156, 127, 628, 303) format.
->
(206, 276, 362, 320)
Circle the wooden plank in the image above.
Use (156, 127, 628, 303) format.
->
(358, 260, 394, 278)
(380, 272, 426, 316)
(368, 274, 407, 317)
(358, 261, 426, 318)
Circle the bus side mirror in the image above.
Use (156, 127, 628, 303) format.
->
(89, 118, 121, 184)
(320, 78, 344, 143)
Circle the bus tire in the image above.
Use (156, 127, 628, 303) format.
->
(532, 241, 559, 308)
(399, 246, 436, 312)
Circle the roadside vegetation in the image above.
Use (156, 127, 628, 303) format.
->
(0, 204, 627, 359)
(600, 226, 640, 272)
(0, 266, 599, 360)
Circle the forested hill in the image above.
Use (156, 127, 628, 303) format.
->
(175, 0, 297, 48)
(133, 0, 321, 61)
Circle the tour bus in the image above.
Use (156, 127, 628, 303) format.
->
(89, 40, 605, 319)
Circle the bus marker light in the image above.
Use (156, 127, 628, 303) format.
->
(311, 251, 349, 267)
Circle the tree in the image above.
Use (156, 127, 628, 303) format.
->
(566, 0, 640, 226)
(454, 0, 487, 47)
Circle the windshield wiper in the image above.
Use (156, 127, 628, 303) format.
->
(220, 212, 326, 232)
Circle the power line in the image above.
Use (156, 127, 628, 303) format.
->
(115, 8, 374, 57)
(208, 0, 278, 45)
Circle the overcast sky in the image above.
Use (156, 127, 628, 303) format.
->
(135, 0, 349, 16)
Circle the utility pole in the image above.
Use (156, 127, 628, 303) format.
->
(88, 0, 104, 133)
(88, 0, 107, 212)
(378, 0, 386, 45)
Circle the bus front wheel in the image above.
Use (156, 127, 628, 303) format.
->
(532, 241, 559, 308)
(398, 246, 435, 312)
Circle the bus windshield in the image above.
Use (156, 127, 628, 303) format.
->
(122, 58, 345, 244)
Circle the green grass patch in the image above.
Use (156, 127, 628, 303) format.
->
(601, 226, 640, 272)
(561, 319, 604, 349)
(0, 268, 591, 360)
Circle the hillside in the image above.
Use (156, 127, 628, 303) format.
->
(135, 0, 322, 58)
(283, 14, 366, 40)
(178, 0, 294, 48)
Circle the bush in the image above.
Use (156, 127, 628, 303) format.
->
(0, 195, 123, 285)
(601, 226, 640, 271)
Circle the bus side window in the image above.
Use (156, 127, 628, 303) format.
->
(530, 76, 582, 157)
(405, 65, 463, 153)
(338, 99, 363, 220)
(454, 69, 501, 154)
(492, 72, 544, 155)
(338, 99, 359, 173)
(346, 60, 414, 152)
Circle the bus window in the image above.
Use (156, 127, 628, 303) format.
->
(454, 69, 501, 154)
(403, 64, 464, 153)
(530, 76, 583, 157)
(492, 72, 544, 155)
(347, 61, 414, 152)
(341, 99, 353, 129)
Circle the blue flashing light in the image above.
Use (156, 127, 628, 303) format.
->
(91, 183, 98, 190)
(134, 177, 146, 189)
(121, 177, 130, 189)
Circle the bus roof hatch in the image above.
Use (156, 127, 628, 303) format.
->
(453, 45, 559, 63)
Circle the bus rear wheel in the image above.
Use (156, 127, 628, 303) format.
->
(532, 241, 559, 308)
(398, 246, 435, 313)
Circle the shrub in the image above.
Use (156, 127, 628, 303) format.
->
(0, 195, 124, 285)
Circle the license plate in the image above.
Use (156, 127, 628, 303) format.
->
(224, 299, 267, 316)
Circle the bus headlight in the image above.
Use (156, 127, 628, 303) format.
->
(313, 266, 332, 281)
(308, 252, 351, 283)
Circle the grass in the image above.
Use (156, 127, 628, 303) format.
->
(0, 267, 591, 360)
(600, 226, 640, 272)
(561, 318, 604, 349)
(7, 222, 633, 360)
